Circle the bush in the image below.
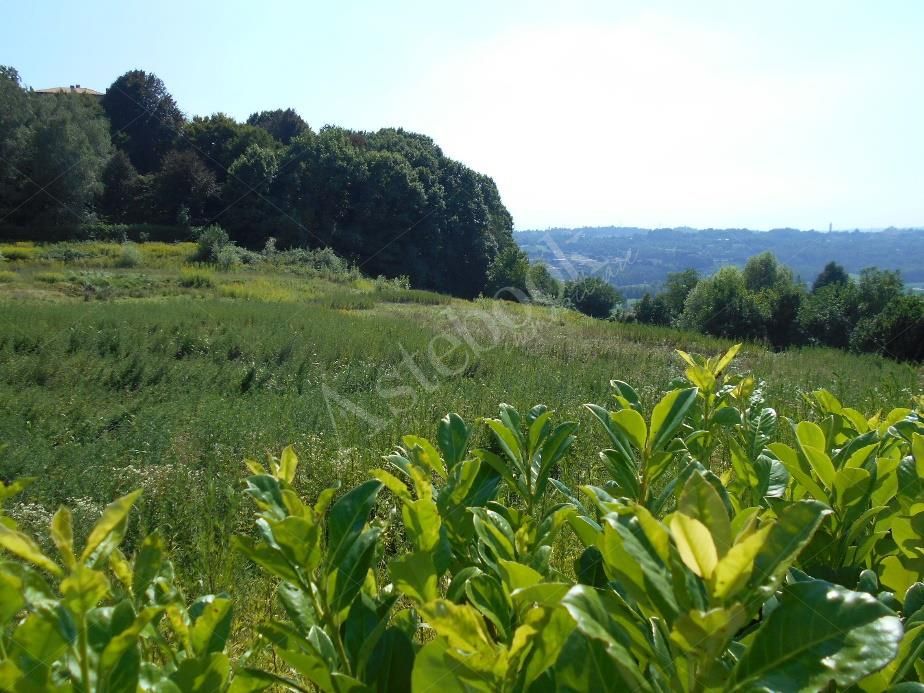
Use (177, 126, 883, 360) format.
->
(116, 242, 142, 268)
(191, 224, 231, 262)
(849, 294, 924, 361)
(216, 245, 242, 271)
(0, 270, 16, 283)
(564, 276, 623, 318)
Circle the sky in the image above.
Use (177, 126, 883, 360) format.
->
(3, 0, 923, 230)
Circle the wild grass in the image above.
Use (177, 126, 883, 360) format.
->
(178, 266, 215, 288)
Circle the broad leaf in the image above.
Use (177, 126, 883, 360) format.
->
(730, 580, 902, 691)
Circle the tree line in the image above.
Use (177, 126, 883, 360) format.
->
(632, 253, 923, 361)
(0, 66, 523, 298)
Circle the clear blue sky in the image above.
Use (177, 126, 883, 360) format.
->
(3, 0, 922, 230)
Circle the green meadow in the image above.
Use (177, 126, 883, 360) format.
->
(0, 240, 920, 626)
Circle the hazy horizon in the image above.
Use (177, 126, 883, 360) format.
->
(4, 0, 922, 231)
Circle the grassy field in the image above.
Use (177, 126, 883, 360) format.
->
(0, 240, 921, 634)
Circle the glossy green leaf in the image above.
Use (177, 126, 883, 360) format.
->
(390, 549, 438, 603)
(711, 525, 772, 601)
(610, 409, 647, 451)
(50, 507, 75, 570)
(795, 420, 827, 455)
(730, 580, 902, 691)
(61, 564, 109, 615)
(0, 524, 62, 576)
(561, 585, 651, 691)
(278, 445, 298, 484)
(677, 471, 732, 556)
(190, 596, 233, 655)
(80, 489, 142, 566)
(329, 526, 380, 617)
(834, 467, 872, 509)
(465, 573, 511, 641)
(418, 599, 493, 655)
(769, 442, 829, 502)
(649, 388, 698, 452)
(438, 412, 471, 469)
(747, 500, 830, 604)
(411, 639, 487, 693)
(326, 479, 382, 570)
(670, 514, 717, 579)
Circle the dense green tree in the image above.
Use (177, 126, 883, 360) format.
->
(526, 262, 561, 300)
(485, 245, 530, 299)
(636, 269, 699, 326)
(679, 266, 766, 340)
(151, 150, 217, 225)
(0, 66, 34, 221)
(635, 293, 672, 325)
(98, 150, 142, 222)
(742, 253, 805, 347)
(855, 267, 903, 318)
(798, 282, 860, 349)
(102, 70, 184, 173)
(220, 144, 280, 245)
(246, 108, 309, 144)
(182, 114, 276, 181)
(564, 276, 623, 318)
(661, 269, 700, 317)
(19, 92, 112, 225)
(849, 295, 924, 361)
(812, 260, 850, 292)
(743, 252, 786, 292)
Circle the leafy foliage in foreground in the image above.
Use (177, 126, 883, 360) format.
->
(1, 346, 922, 691)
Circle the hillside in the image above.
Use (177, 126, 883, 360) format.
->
(1, 240, 922, 688)
(515, 226, 924, 296)
(1, 241, 920, 591)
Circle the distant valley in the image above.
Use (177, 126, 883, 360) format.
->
(515, 226, 924, 297)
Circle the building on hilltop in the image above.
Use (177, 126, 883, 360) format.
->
(35, 84, 103, 97)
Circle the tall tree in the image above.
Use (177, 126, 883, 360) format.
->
(19, 92, 112, 225)
(182, 114, 275, 181)
(679, 266, 766, 340)
(812, 261, 850, 292)
(151, 150, 217, 225)
(564, 276, 623, 318)
(246, 108, 309, 144)
(0, 66, 34, 221)
(102, 70, 184, 173)
(855, 267, 903, 318)
(98, 150, 142, 222)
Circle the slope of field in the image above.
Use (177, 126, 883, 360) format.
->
(0, 241, 921, 619)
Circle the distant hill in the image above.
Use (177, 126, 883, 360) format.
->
(515, 226, 924, 297)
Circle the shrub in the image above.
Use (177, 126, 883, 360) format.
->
(849, 294, 924, 362)
(0, 270, 16, 283)
(215, 244, 242, 271)
(116, 242, 142, 268)
(191, 224, 231, 262)
(563, 275, 623, 318)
